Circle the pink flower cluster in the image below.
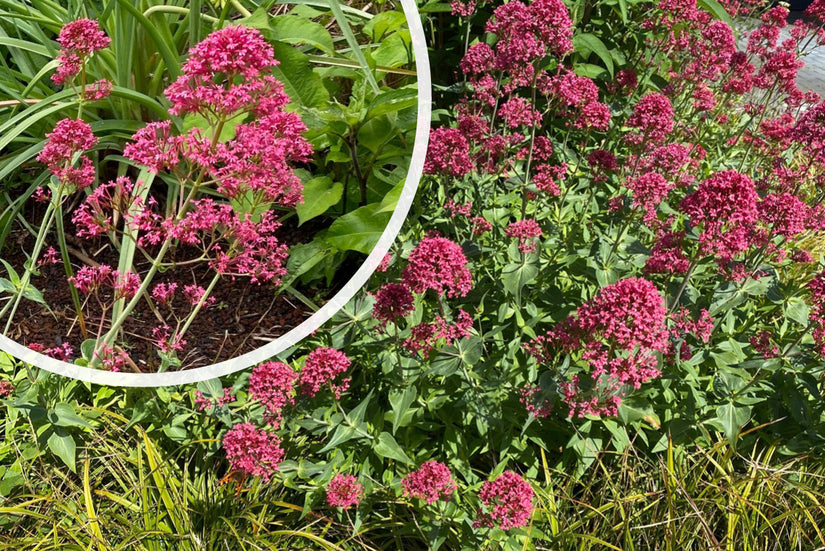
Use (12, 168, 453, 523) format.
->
(519, 384, 553, 418)
(52, 19, 110, 85)
(526, 278, 669, 417)
(36, 118, 97, 190)
(402, 235, 472, 299)
(401, 461, 457, 504)
(222, 423, 285, 482)
(299, 347, 351, 399)
(28, 342, 73, 362)
(505, 219, 542, 254)
(424, 128, 474, 177)
(68, 265, 140, 299)
(372, 283, 415, 327)
(680, 170, 759, 265)
(473, 471, 534, 530)
(326, 473, 363, 508)
(0, 380, 13, 398)
(194, 387, 235, 411)
(403, 309, 473, 355)
(249, 361, 298, 426)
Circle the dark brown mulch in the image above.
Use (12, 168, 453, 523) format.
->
(2, 209, 350, 372)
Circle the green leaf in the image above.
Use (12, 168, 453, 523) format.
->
(365, 87, 418, 121)
(270, 15, 335, 55)
(374, 432, 413, 465)
(318, 424, 360, 453)
(709, 403, 750, 446)
(572, 33, 614, 77)
(389, 387, 417, 434)
(501, 261, 539, 297)
(362, 11, 407, 41)
(784, 296, 810, 326)
(697, 0, 733, 24)
(81, 339, 98, 362)
(324, 203, 391, 254)
(372, 30, 412, 69)
(296, 177, 343, 224)
(47, 430, 77, 473)
(50, 403, 92, 429)
(271, 42, 330, 109)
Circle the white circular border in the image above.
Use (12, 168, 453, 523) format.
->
(0, 0, 431, 387)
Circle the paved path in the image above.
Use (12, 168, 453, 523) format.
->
(736, 13, 825, 96)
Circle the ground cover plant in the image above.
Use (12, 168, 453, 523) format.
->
(0, 0, 417, 371)
(3, 0, 825, 549)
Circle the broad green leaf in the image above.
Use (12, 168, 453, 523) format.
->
(296, 177, 343, 224)
(697, 0, 733, 24)
(324, 203, 391, 253)
(271, 42, 330, 109)
(50, 403, 91, 429)
(365, 86, 418, 121)
(362, 11, 407, 41)
(709, 403, 750, 446)
(270, 15, 335, 55)
(501, 261, 539, 297)
(373, 30, 412, 69)
(784, 296, 810, 326)
(374, 432, 413, 465)
(572, 33, 614, 77)
(318, 424, 360, 453)
(47, 430, 77, 473)
(389, 387, 417, 434)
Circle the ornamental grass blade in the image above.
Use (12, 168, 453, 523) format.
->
(325, 0, 379, 94)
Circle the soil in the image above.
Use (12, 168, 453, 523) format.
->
(2, 204, 353, 372)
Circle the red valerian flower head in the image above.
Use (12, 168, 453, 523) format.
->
(249, 361, 298, 422)
(372, 282, 415, 327)
(402, 461, 457, 504)
(56, 19, 110, 56)
(680, 170, 759, 264)
(326, 474, 363, 508)
(424, 127, 475, 177)
(625, 93, 674, 146)
(221, 423, 285, 481)
(402, 236, 472, 298)
(473, 471, 534, 530)
(299, 347, 351, 399)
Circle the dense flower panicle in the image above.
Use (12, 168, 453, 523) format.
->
(759, 193, 809, 237)
(460, 42, 496, 76)
(183, 284, 214, 307)
(402, 461, 457, 504)
(471, 216, 493, 235)
(124, 121, 183, 173)
(625, 93, 674, 145)
(424, 127, 475, 177)
(680, 170, 759, 263)
(326, 474, 363, 508)
(805, 0, 825, 23)
(372, 283, 415, 327)
(402, 236, 472, 298)
(626, 172, 672, 220)
(505, 219, 542, 253)
(474, 471, 534, 530)
(526, 278, 669, 417)
(37, 118, 97, 174)
(499, 97, 542, 128)
(53, 51, 82, 85)
(444, 199, 473, 218)
(222, 423, 284, 481)
(165, 25, 279, 117)
(486, 0, 574, 69)
(0, 380, 13, 398)
(299, 348, 351, 398)
(249, 361, 298, 420)
(56, 19, 110, 55)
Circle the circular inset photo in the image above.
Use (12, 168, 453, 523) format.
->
(0, 0, 429, 385)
